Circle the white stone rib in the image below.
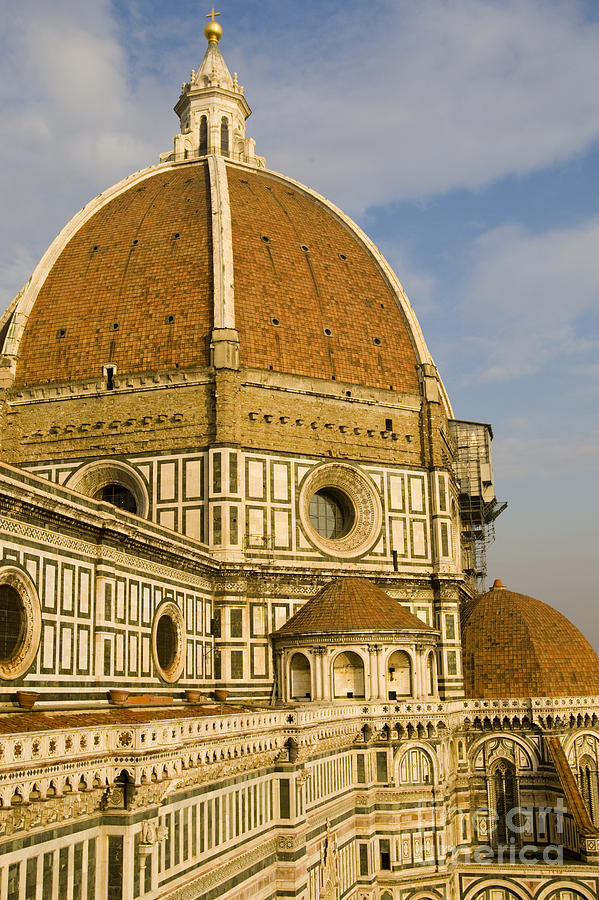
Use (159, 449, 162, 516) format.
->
(208, 154, 236, 331)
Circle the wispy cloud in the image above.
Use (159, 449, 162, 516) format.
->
(458, 218, 599, 379)
(493, 425, 599, 479)
(3, 1, 599, 309)
(247, 0, 599, 213)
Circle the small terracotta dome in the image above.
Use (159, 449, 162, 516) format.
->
(275, 577, 437, 636)
(461, 580, 599, 699)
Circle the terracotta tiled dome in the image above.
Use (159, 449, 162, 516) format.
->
(275, 577, 437, 636)
(10, 161, 422, 392)
(461, 580, 599, 699)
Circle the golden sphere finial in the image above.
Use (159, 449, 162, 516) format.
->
(204, 8, 222, 43)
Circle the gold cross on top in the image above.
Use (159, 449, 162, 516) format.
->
(206, 8, 220, 21)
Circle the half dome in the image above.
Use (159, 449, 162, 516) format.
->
(461, 580, 599, 699)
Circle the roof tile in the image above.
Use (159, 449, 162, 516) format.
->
(461, 582, 599, 698)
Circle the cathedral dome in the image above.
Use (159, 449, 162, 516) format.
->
(6, 160, 429, 395)
(1, 27, 449, 410)
(461, 580, 599, 699)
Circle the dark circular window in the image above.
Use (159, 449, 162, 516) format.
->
(309, 488, 355, 540)
(0, 585, 26, 664)
(95, 483, 137, 513)
(299, 463, 383, 558)
(156, 614, 178, 672)
(151, 602, 185, 682)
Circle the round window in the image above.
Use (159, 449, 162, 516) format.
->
(0, 567, 42, 680)
(0, 585, 26, 664)
(66, 460, 149, 518)
(299, 463, 382, 559)
(309, 488, 355, 539)
(94, 483, 137, 513)
(151, 602, 186, 683)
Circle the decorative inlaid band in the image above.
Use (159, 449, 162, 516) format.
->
(0, 516, 212, 591)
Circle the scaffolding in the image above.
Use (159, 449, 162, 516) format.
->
(448, 419, 507, 590)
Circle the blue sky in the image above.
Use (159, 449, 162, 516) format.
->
(1, 0, 598, 650)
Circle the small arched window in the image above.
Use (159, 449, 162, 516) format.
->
(199, 116, 208, 156)
(221, 117, 229, 157)
(114, 769, 133, 810)
(289, 653, 311, 700)
(579, 755, 599, 825)
(489, 760, 518, 847)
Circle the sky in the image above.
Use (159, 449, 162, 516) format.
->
(1, 0, 598, 651)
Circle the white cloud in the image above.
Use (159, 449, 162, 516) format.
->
(0, 0, 172, 310)
(458, 218, 599, 379)
(3, 0, 599, 309)
(246, 0, 599, 213)
(24, 10, 125, 126)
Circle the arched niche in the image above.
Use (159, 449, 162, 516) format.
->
(66, 460, 149, 518)
(488, 759, 519, 848)
(398, 746, 434, 786)
(578, 754, 599, 825)
(387, 650, 412, 698)
(426, 651, 436, 695)
(289, 653, 311, 700)
(332, 650, 365, 699)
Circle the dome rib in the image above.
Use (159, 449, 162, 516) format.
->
(275, 577, 437, 636)
(461, 581, 599, 699)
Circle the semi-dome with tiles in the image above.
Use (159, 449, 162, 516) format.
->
(461, 579, 599, 699)
(275, 577, 438, 636)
